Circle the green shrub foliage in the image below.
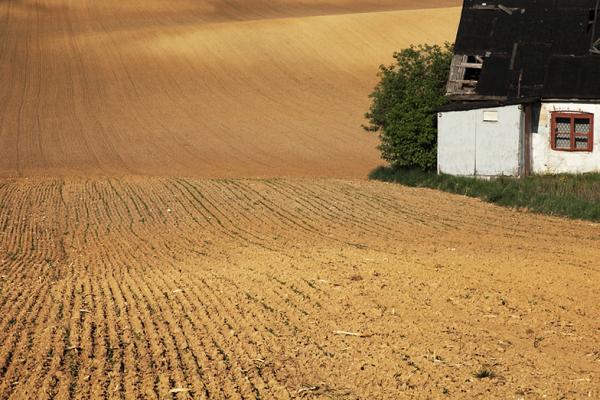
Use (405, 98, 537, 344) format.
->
(364, 43, 453, 170)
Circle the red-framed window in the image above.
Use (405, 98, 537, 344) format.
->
(551, 112, 594, 152)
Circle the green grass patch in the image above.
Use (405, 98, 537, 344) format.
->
(369, 166, 600, 222)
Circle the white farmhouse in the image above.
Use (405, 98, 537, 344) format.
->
(438, 0, 600, 177)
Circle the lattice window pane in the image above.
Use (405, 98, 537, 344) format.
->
(555, 134, 571, 149)
(575, 118, 591, 134)
(556, 118, 571, 134)
(575, 135, 589, 149)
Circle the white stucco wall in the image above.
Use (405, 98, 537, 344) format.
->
(438, 105, 523, 177)
(437, 108, 476, 176)
(532, 102, 600, 174)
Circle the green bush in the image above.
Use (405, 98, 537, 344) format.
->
(364, 43, 453, 170)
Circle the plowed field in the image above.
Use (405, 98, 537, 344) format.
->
(0, 0, 460, 178)
(3, 1, 600, 399)
(1, 178, 600, 399)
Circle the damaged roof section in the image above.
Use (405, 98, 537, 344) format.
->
(447, 0, 600, 101)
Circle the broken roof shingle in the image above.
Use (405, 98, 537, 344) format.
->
(450, 0, 600, 100)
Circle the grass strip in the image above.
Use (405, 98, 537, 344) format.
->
(370, 166, 600, 222)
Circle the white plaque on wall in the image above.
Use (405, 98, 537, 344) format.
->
(483, 110, 499, 122)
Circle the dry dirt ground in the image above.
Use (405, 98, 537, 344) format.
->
(0, 0, 460, 178)
(3, 1, 600, 399)
(0, 178, 600, 399)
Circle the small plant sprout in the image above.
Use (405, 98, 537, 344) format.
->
(474, 368, 497, 379)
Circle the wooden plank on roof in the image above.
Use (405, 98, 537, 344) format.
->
(452, 80, 479, 85)
(470, 4, 521, 15)
(459, 62, 483, 69)
(446, 54, 468, 95)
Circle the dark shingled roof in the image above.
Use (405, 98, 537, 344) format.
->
(452, 0, 600, 100)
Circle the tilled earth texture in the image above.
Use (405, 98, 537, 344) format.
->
(1, 178, 600, 399)
(3, 1, 600, 399)
(0, 0, 460, 178)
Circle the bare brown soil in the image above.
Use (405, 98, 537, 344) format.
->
(0, 0, 460, 178)
(1, 177, 600, 399)
(3, 1, 599, 399)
